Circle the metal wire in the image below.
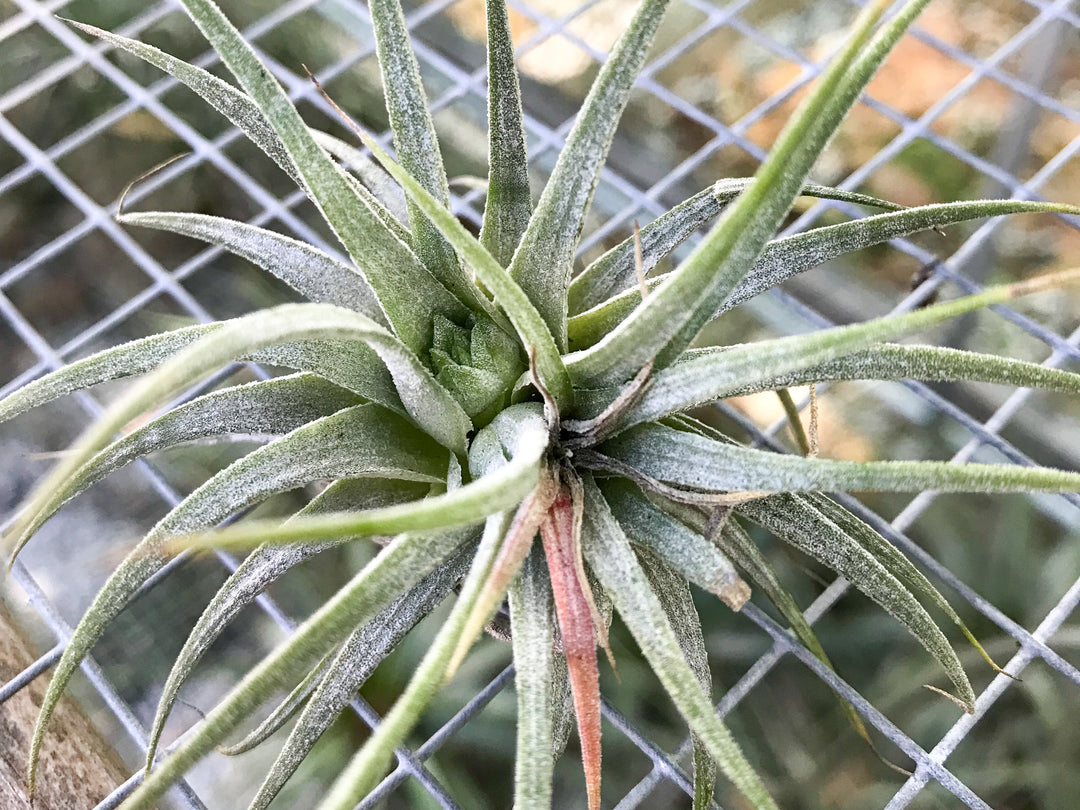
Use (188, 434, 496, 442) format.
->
(1, 0, 1078, 808)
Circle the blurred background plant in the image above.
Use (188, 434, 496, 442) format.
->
(1, 0, 1078, 807)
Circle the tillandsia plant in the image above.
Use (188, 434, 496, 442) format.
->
(4, 0, 1080, 807)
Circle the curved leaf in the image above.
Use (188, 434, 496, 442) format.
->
(480, 0, 532, 267)
(312, 509, 510, 810)
(246, 540, 476, 810)
(120, 519, 481, 810)
(5, 302, 471, 561)
(564, 1, 921, 386)
(27, 404, 447, 790)
(169, 403, 549, 553)
(600, 477, 748, 608)
(15, 374, 361, 550)
(311, 129, 409, 227)
(568, 180, 903, 315)
(567, 199, 1080, 349)
(580, 475, 778, 810)
(506, 0, 672, 348)
(737, 495, 975, 710)
(146, 477, 431, 767)
(174, 0, 473, 354)
(509, 544, 558, 810)
(119, 212, 388, 322)
(594, 421, 1080, 495)
(636, 547, 716, 810)
(619, 268, 1080, 427)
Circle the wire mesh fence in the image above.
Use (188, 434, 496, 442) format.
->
(1, 0, 1079, 807)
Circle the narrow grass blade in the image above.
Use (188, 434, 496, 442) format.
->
(565, 0, 922, 386)
(117, 521, 480, 810)
(146, 477, 430, 768)
(509, 544, 558, 810)
(508, 0, 672, 349)
(26, 404, 445, 791)
(246, 541, 476, 810)
(119, 212, 388, 322)
(568, 180, 903, 315)
(174, 0, 474, 353)
(620, 268, 1080, 427)
(580, 475, 778, 810)
(480, 0, 532, 267)
(594, 420, 1080, 496)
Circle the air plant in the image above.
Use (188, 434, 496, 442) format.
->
(3, 0, 1080, 808)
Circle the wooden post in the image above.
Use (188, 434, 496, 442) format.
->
(0, 605, 132, 810)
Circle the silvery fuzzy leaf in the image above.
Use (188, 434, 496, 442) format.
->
(122, 518, 482, 810)
(600, 477, 748, 608)
(594, 421, 1080, 495)
(580, 475, 777, 810)
(173, 0, 474, 356)
(565, 1, 929, 386)
(14, 374, 360, 550)
(118, 212, 388, 324)
(146, 476, 431, 767)
(568, 180, 903, 315)
(507, 0, 672, 349)
(566, 199, 1080, 350)
(636, 547, 717, 810)
(26, 404, 449, 791)
(244, 541, 476, 810)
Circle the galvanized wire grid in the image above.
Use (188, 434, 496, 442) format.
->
(1, 0, 1079, 807)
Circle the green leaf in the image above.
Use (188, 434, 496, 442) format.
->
(566, 199, 1079, 349)
(118, 521, 480, 810)
(311, 128, 409, 226)
(349, 129, 574, 410)
(579, 475, 778, 810)
(509, 544, 558, 810)
(567, 179, 903, 315)
(146, 477, 431, 769)
(618, 269, 1080, 427)
(173, 0, 474, 353)
(636, 548, 717, 810)
(507, 0, 672, 349)
(600, 477, 748, 608)
(565, 0, 922, 386)
(368, 0, 466, 285)
(594, 420, 1080, 496)
(13, 374, 361, 551)
(479, 0, 532, 267)
(315, 508, 516, 810)
(168, 403, 549, 553)
(738, 495, 975, 710)
(118, 212, 388, 322)
(713, 344, 1080, 399)
(246, 540, 476, 810)
(3, 302, 471, 562)
(26, 405, 445, 792)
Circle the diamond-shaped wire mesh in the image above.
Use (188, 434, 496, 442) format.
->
(1, 0, 1079, 807)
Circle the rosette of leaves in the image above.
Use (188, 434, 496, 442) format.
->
(3, 0, 1080, 808)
